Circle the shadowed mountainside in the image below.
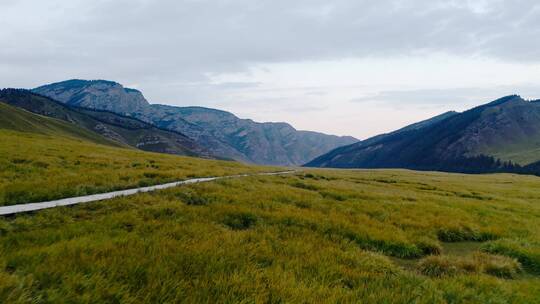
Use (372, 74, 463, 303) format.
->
(306, 95, 540, 174)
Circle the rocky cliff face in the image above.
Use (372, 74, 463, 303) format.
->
(34, 80, 149, 113)
(33, 80, 358, 165)
(142, 105, 357, 165)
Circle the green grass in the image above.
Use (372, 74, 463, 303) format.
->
(0, 129, 273, 206)
(0, 102, 119, 147)
(481, 239, 540, 275)
(1, 169, 540, 303)
(417, 253, 522, 279)
(481, 141, 540, 165)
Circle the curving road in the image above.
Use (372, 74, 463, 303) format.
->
(0, 171, 296, 216)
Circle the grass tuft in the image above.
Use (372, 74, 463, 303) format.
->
(416, 239, 443, 256)
(291, 181, 319, 191)
(176, 191, 211, 206)
(437, 227, 498, 242)
(417, 252, 522, 279)
(417, 255, 460, 277)
(481, 239, 540, 274)
(222, 212, 258, 230)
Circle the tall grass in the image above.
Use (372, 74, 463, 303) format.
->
(0, 129, 274, 206)
(1, 169, 540, 302)
(417, 253, 522, 278)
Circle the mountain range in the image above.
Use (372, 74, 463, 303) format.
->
(5, 79, 540, 176)
(33, 80, 358, 165)
(306, 95, 540, 174)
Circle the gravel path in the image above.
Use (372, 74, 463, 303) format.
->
(0, 171, 296, 216)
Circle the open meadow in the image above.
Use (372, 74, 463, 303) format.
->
(0, 129, 272, 207)
(1, 166, 540, 303)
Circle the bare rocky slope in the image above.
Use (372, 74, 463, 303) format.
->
(33, 80, 357, 165)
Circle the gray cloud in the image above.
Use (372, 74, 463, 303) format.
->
(351, 85, 540, 109)
(2, 0, 540, 139)
(305, 91, 328, 97)
(2, 0, 540, 86)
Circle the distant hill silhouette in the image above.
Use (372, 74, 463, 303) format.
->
(306, 95, 540, 175)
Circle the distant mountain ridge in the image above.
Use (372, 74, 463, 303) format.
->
(33, 79, 358, 165)
(0, 89, 211, 158)
(306, 95, 540, 174)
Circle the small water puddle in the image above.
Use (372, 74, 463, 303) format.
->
(442, 241, 483, 257)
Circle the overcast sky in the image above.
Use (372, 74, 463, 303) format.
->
(2, 0, 540, 139)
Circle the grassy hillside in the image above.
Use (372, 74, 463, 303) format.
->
(0, 89, 210, 157)
(0, 128, 272, 206)
(0, 102, 119, 147)
(484, 144, 540, 166)
(1, 169, 539, 303)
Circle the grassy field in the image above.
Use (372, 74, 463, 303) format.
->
(0, 129, 272, 206)
(1, 168, 540, 303)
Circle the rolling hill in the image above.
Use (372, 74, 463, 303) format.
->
(306, 95, 540, 174)
(0, 100, 120, 147)
(33, 79, 358, 165)
(0, 89, 211, 158)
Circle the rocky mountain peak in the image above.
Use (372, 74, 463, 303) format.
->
(484, 95, 525, 107)
(33, 79, 150, 113)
